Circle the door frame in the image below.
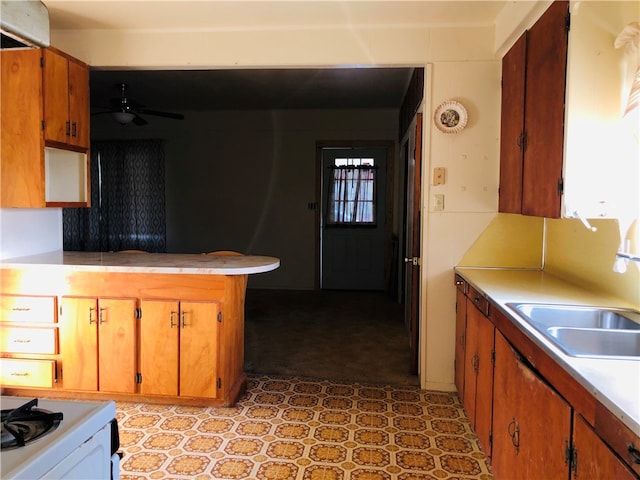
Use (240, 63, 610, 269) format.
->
(314, 140, 396, 292)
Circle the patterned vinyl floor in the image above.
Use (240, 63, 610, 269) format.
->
(117, 375, 493, 480)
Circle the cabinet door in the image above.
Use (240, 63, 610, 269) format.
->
(474, 309, 495, 458)
(521, 0, 569, 217)
(492, 332, 572, 480)
(97, 298, 137, 393)
(1, 48, 45, 208)
(499, 32, 526, 214)
(67, 59, 90, 148)
(454, 288, 467, 397)
(462, 297, 479, 421)
(572, 413, 637, 480)
(179, 301, 219, 398)
(43, 48, 70, 145)
(139, 299, 180, 396)
(60, 297, 98, 391)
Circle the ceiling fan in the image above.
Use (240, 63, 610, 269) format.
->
(93, 83, 185, 126)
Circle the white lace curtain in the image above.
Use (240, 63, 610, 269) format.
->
(327, 166, 376, 224)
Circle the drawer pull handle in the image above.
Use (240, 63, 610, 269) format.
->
(10, 372, 29, 377)
(12, 307, 31, 312)
(13, 338, 32, 343)
(629, 444, 640, 464)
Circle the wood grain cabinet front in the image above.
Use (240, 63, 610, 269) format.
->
(59, 297, 137, 393)
(499, 0, 569, 218)
(492, 331, 572, 479)
(0, 47, 90, 208)
(43, 48, 90, 149)
(139, 299, 220, 399)
(0, 358, 56, 388)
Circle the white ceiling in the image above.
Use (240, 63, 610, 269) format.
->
(43, 1, 508, 112)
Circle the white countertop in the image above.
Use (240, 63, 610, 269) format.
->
(455, 267, 640, 435)
(0, 251, 280, 275)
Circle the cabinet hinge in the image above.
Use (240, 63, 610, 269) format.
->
(40, 56, 44, 68)
(517, 131, 527, 153)
(489, 431, 493, 449)
(217, 378, 222, 389)
(491, 350, 496, 366)
(136, 307, 142, 319)
(565, 11, 571, 33)
(217, 311, 223, 323)
(59, 305, 63, 316)
(41, 120, 45, 131)
(557, 178, 564, 195)
(565, 441, 577, 472)
(135, 372, 142, 384)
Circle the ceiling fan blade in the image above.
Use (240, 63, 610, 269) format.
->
(137, 108, 184, 120)
(132, 114, 148, 126)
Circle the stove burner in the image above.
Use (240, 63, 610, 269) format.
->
(1, 399, 63, 450)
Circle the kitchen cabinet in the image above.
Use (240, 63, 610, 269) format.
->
(456, 278, 494, 458)
(0, 295, 58, 388)
(59, 297, 137, 393)
(572, 413, 638, 480)
(498, 0, 569, 218)
(454, 269, 640, 479)
(0, 47, 89, 208)
(1, 264, 250, 407)
(454, 277, 467, 396)
(43, 48, 90, 149)
(139, 299, 220, 398)
(492, 331, 572, 479)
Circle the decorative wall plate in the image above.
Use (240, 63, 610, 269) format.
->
(434, 101, 468, 134)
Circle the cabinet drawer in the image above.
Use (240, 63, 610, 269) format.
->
(467, 285, 489, 316)
(0, 358, 56, 387)
(0, 327, 57, 354)
(1, 295, 56, 323)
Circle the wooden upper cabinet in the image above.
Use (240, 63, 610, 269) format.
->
(43, 48, 90, 149)
(522, 0, 569, 217)
(0, 47, 90, 208)
(0, 49, 46, 208)
(499, 33, 526, 214)
(498, 0, 569, 218)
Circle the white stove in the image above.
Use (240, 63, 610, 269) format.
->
(1, 396, 119, 480)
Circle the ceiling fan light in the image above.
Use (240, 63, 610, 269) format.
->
(112, 111, 135, 125)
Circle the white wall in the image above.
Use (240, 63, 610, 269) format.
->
(0, 208, 63, 259)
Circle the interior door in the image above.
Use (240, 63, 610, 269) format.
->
(321, 147, 387, 290)
(403, 113, 422, 374)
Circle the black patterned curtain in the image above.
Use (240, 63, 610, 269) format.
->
(63, 139, 166, 252)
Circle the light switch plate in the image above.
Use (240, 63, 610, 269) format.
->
(433, 194, 445, 211)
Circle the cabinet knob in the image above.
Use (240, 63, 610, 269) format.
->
(628, 444, 640, 464)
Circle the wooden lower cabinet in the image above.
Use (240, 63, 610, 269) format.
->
(454, 287, 466, 396)
(60, 297, 137, 393)
(492, 331, 572, 479)
(461, 295, 495, 458)
(139, 300, 219, 398)
(572, 413, 638, 480)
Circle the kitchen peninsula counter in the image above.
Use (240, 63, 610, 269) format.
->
(0, 251, 280, 407)
(0, 250, 280, 275)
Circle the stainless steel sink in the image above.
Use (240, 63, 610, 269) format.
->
(506, 303, 640, 359)
(547, 328, 640, 359)
(508, 304, 640, 330)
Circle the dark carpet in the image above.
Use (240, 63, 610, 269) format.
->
(244, 289, 419, 387)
